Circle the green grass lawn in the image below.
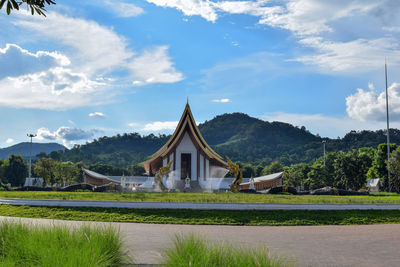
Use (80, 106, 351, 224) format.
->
(163, 235, 287, 267)
(1, 191, 400, 204)
(1, 204, 400, 226)
(0, 221, 131, 266)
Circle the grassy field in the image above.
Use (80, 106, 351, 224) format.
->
(163, 234, 287, 267)
(1, 204, 400, 226)
(0, 191, 400, 204)
(0, 221, 131, 266)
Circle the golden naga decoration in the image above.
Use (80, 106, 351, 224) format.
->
(154, 161, 173, 191)
(227, 157, 242, 193)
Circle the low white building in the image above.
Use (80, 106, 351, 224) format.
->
(24, 177, 44, 187)
(367, 178, 381, 193)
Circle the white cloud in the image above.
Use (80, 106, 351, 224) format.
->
(104, 0, 144, 18)
(262, 111, 400, 138)
(127, 122, 140, 128)
(128, 46, 183, 84)
(294, 37, 400, 73)
(146, 0, 376, 36)
(382, 26, 400, 32)
(36, 126, 99, 147)
(37, 127, 95, 141)
(346, 82, 400, 122)
(368, 82, 375, 90)
(142, 121, 179, 131)
(0, 12, 183, 110)
(212, 98, 231, 103)
(13, 12, 182, 81)
(89, 112, 106, 119)
(6, 138, 14, 144)
(0, 66, 106, 110)
(13, 12, 132, 75)
(256, 0, 377, 36)
(146, 0, 400, 73)
(147, 0, 218, 22)
(0, 43, 70, 79)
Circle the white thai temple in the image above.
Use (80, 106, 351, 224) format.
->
(141, 102, 229, 189)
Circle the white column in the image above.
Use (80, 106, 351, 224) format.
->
(200, 154, 204, 180)
(206, 159, 209, 179)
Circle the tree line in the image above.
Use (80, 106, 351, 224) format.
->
(228, 143, 400, 192)
(0, 154, 145, 187)
(1, 142, 400, 192)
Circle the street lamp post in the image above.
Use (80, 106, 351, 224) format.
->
(27, 134, 37, 178)
(322, 140, 326, 166)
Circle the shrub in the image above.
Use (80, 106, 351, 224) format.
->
(163, 234, 286, 267)
(0, 221, 131, 266)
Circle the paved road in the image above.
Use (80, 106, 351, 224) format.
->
(2, 198, 400, 210)
(0, 216, 399, 266)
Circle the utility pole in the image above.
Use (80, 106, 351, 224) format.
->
(385, 60, 391, 192)
(322, 140, 326, 166)
(27, 134, 37, 178)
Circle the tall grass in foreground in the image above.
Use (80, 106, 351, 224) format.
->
(163, 235, 288, 267)
(0, 222, 131, 267)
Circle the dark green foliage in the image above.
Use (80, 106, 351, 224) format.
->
(388, 147, 400, 192)
(333, 150, 372, 190)
(199, 113, 320, 165)
(4, 154, 28, 186)
(262, 161, 284, 175)
(34, 158, 81, 185)
(47, 133, 169, 167)
(283, 163, 311, 188)
(0, 0, 56, 16)
(128, 164, 146, 176)
(367, 143, 398, 191)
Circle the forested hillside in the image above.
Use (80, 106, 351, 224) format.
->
(36, 113, 400, 167)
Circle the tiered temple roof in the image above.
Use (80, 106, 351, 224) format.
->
(142, 103, 227, 176)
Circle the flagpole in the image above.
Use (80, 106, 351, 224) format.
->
(385, 59, 391, 192)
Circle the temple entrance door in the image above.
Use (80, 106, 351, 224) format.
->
(181, 153, 191, 179)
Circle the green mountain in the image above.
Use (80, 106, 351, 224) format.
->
(44, 113, 400, 167)
(0, 142, 66, 160)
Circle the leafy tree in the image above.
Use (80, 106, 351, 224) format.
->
(367, 143, 398, 191)
(4, 154, 28, 186)
(306, 161, 328, 189)
(0, 159, 6, 183)
(237, 162, 255, 178)
(388, 147, 400, 192)
(0, 0, 55, 16)
(283, 163, 311, 188)
(34, 157, 56, 185)
(333, 150, 371, 190)
(261, 161, 284, 176)
(53, 161, 80, 186)
(253, 165, 264, 177)
(128, 164, 146, 176)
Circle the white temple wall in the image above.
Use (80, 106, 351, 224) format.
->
(176, 132, 198, 180)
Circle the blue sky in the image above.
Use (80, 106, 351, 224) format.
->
(1, 0, 400, 147)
